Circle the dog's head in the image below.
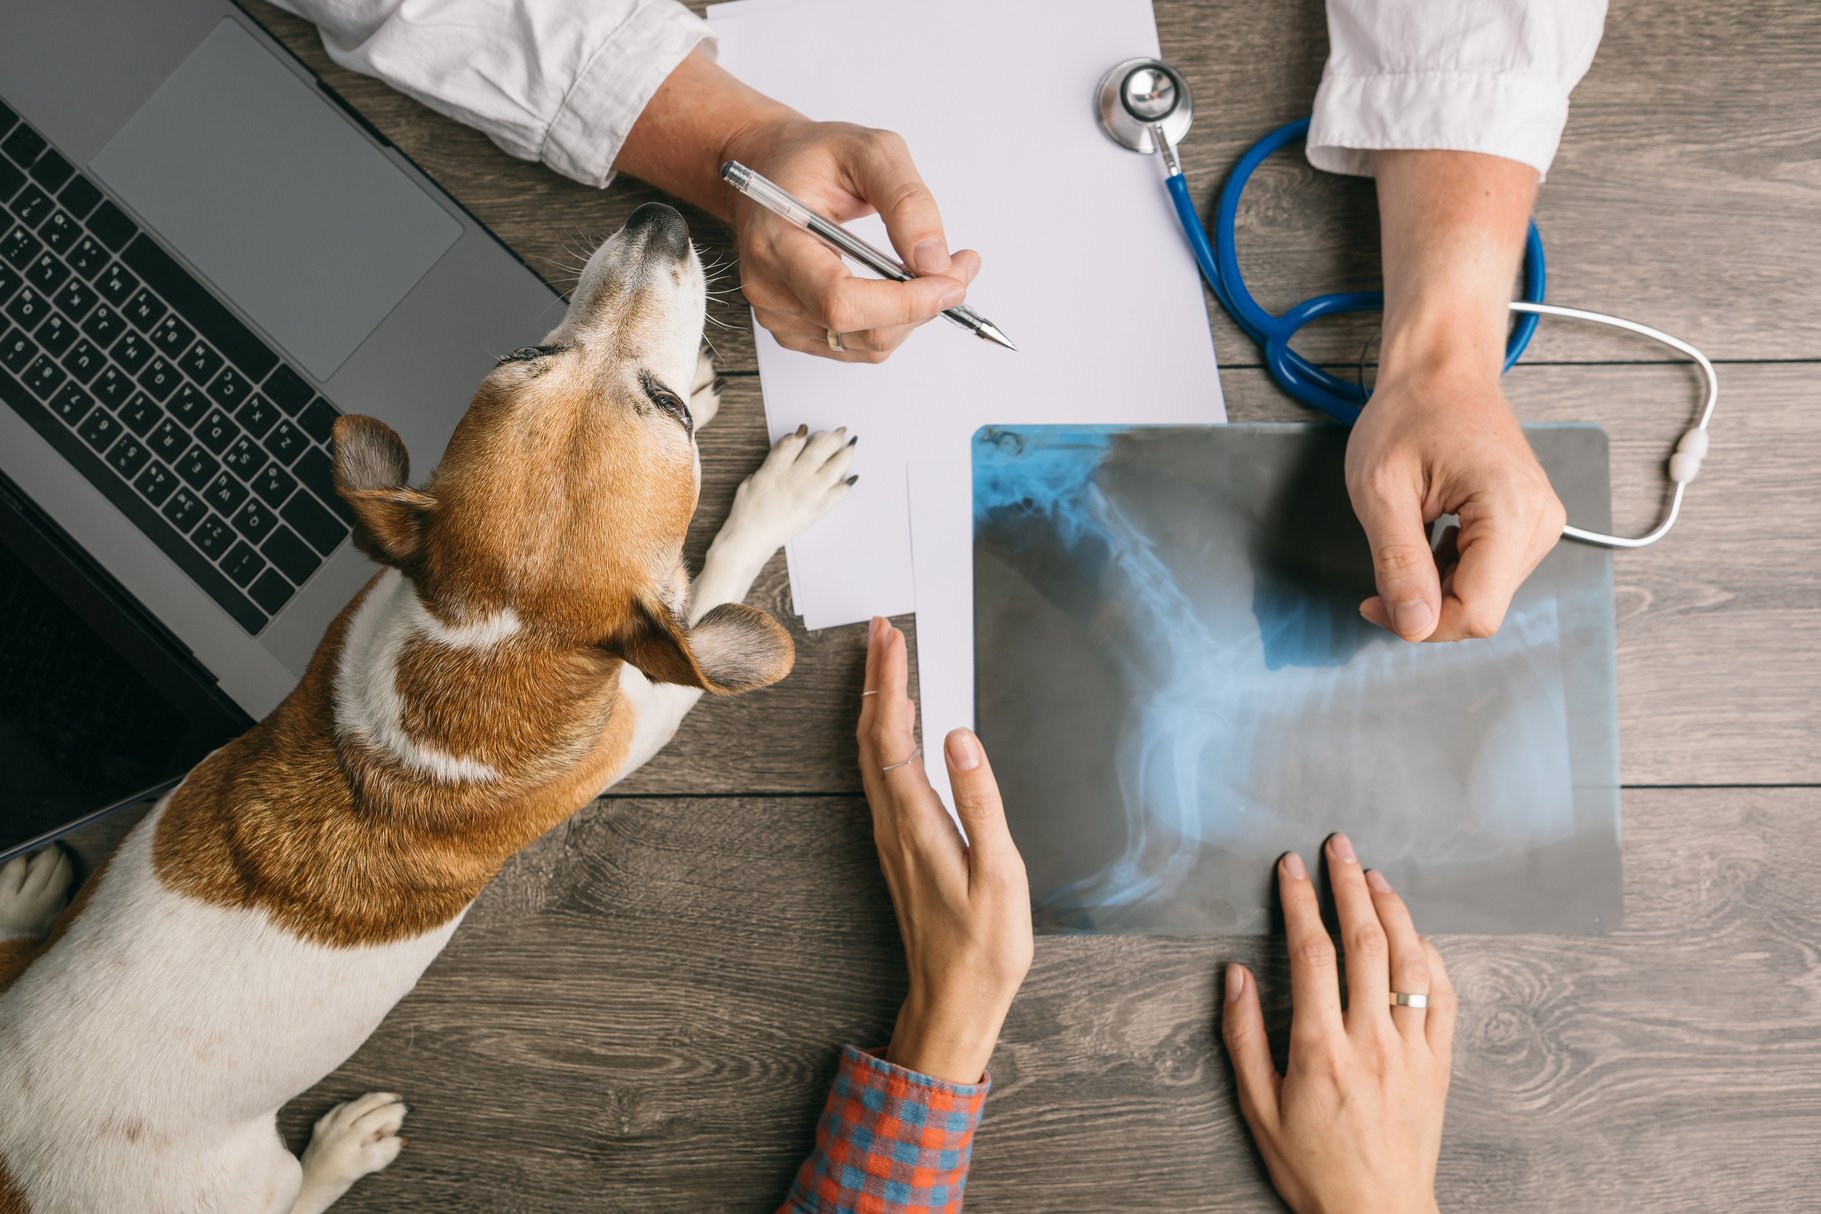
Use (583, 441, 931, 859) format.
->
(330, 203, 792, 695)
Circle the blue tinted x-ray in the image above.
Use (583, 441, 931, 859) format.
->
(973, 424, 1622, 935)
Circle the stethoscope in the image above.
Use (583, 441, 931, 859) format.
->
(1095, 58, 1718, 549)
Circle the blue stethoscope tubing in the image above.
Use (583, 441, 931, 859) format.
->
(1161, 116, 1717, 549)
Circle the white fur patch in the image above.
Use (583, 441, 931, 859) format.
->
(332, 570, 517, 783)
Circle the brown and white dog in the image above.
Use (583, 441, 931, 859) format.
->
(0, 202, 854, 1213)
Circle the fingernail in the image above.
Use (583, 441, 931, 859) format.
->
(1329, 833, 1356, 864)
(712, 377, 726, 393)
(1224, 963, 1245, 1003)
(938, 283, 966, 310)
(847, 435, 858, 447)
(795, 423, 808, 438)
(1281, 852, 1306, 881)
(946, 728, 981, 771)
(912, 239, 950, 274)
(1366, 869, 1392, 893)
(846, 474, 859, 486)
(1393, 599, 1432, 638)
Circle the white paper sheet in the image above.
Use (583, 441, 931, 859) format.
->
(710, 0, 1226, 630)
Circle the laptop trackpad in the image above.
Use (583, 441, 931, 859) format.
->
(90, 19, 461, 381)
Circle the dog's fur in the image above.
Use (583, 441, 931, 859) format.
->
(0, 203, 854, 1213)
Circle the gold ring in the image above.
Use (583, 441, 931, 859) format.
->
(826, 328, 845, 353)
(881, 744, 921, 774)
(1390, 992, 1429, 1009)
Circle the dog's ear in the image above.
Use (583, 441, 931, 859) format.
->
(611, 598, 795, 695)
(332, 414, 433, 568)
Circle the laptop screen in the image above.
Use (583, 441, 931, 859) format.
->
(0, 474, 248, 859)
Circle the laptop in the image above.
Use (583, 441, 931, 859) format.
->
(0, 0, 561, 859)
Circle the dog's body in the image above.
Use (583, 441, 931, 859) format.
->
(0, 204, 853, 1213)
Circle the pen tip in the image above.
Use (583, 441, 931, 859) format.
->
(979, 322, 1017, 351)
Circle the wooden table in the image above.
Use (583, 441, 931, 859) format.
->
(69, 1, 1821, 1207)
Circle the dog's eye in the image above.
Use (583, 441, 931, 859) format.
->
(653, 390, 692, 429)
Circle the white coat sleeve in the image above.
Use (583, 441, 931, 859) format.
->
(1309, 0, 1607, 180)
(267, 0, 714, 188)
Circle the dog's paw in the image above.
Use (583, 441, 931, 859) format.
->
(726, 426, 856, 549)
(0, 845, 74, 938)
(300, 1092, 408, 1189)
(689, 347, 722, 430)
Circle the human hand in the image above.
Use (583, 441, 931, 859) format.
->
(1222, 836, 1455, 1214)
(857, 616, 1032, 1084)
(722, 116, 981, 363)
(1345, 367, 1565, 642)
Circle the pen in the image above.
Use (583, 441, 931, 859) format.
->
(721, 160, 1016, 352)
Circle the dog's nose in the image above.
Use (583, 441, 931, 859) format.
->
(626, 202, 691, 259)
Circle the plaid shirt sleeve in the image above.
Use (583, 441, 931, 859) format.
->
(779, 1045, 991, 1213)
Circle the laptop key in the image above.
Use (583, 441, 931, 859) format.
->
(26, 148, 73, 193)
(195, 407, 240, 455)
(1, 225, 42, 270)
(174, 443, 220, 489)
(65, 235, 106, 280)
(63, 338, 105, 383)
(192, 514, 235, 561)
(10, 184, 52, 228)
(207, 365, 251, 408)
(93, 365, 132, 409)
(50, 381, 93, 425)
(133, 458, 177, 506)
(264, 419, 308, 466)
(136, 355, 180, 401)
(231, 497, 277, 545)
(146, 417, 188, 461)
(95, 262, 138, 306)
(86, 200, 137, 252)
(52, 277, 96, 322)
(38, 210, 77, 255)
(4, 285, 47, 329)
(111, 330, 152, 374)
(262, 364, 312, 412)
(123, 287, 165, 332)
(178, 338, 221, 384)
(222, 433, 267, 480)
(81, 302, 124, 348)
(23, 252, 65, 295)
(22, 352, 63, 399)
(0, 327, 35, 374)
(152, 315, 196, 358)
(167, 382, 209, 429)
(106, 433, 150, 479)
(298, 396, 339, 444)
(250, 461, 298, 508)
(1, 124, 45, 168)
(0, 263, 20, 305)
(236, 393, 279, 439)
(122, 234, 277, 381)
(281, 483, 348, 555)
(57, 174, 102, 220)
(76, 405, 119, 452)
(161, 485, 204, 533)
(203, 470, 249, 517)
(116, 388, 161, 435)
(261, 524, 321, 584)
(0, 158, 22, 206)
(220, 541, 265, 588)
(34, 312, 74, 358)
(248, 568, 296, 616)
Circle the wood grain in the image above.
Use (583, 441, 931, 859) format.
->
(271, 786, 1821, 1212)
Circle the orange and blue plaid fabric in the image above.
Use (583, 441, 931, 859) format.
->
(782, 1045, 990, 1213)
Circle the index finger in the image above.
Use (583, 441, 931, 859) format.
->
(1277, 851, 1344, 1039)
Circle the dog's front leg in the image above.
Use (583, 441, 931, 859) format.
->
(608, 425, 855, 784)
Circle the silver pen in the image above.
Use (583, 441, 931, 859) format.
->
(721, 160, 1016, 351)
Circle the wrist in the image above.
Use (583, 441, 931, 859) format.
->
(886, 995, 1006, 1085)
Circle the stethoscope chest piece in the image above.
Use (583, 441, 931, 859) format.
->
(1096, 57, 1193, 154)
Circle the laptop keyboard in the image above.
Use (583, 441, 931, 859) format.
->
(0, 95, 351, 636)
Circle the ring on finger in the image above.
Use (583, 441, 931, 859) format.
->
(861, 689, 880, 698)
(1390, 991, 1430, 1009)
(826, 328, 845, 353)
(880, 744, 921, 774)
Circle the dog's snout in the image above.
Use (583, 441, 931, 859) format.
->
(627, 202, 691, 259)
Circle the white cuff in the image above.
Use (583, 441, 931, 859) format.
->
(1307, 70, 1569, 181)
(539, 0, 716, 189)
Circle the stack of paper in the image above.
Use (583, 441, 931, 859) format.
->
(710, 0, 1225, 805)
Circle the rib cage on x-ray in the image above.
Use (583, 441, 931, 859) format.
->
(972, 424, 1622, 935)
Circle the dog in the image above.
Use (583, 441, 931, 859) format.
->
(0, 201, 855, 1213)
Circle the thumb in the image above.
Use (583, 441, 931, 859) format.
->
(943, 729, 1019, 873)
(849, 131, 954, 277)
(1352, 469, 1442, 642)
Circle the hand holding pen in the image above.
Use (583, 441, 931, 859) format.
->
(722, 149, 1012, 357)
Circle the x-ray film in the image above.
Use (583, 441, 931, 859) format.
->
(973, 424, 1622, 935)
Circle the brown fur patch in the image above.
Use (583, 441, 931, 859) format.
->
(151, 579, 639, 948)
(0, 1155, 28, 1214)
